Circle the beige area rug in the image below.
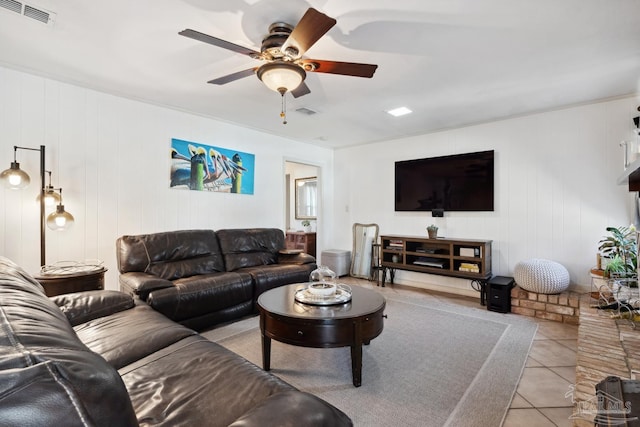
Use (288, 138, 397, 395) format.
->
(202, 284, 537, 427)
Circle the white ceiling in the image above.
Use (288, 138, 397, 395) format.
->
(1, 0, 639, 149)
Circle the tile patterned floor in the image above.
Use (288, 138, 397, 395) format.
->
(503, 320, 578, 427)
(343, 277, 578, 427)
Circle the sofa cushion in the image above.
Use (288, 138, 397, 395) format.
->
(74, 301, 196, 370)
(120, 335, 351, 427)
(52, 290, 135, 326)
(146, 271, 254, 321)
(0, 257, 138, 426)
(239, 263, 316, 299)
(120, 335, 295, 426)
(217, 228, 285, 271)
(117, 229, 225, 280)
(178, 300, 254, 331)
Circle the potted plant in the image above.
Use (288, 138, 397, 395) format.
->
(301, 220, 312, 232)
(427, 224, 438, 239)
(598, 225, 638, 280)
(603, 255, 627, 278)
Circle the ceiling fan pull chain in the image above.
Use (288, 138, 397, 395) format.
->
(280, 92, 288, 125)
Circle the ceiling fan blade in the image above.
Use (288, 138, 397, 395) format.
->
(281, 8, 336, 58)
(291, 82, 311, 98)
(179, 29, 261, 58)
(300, 60, 378, 78)
(207, 68, 257, 85)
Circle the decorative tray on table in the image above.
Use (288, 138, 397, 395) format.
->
(294, 283, 352, 306)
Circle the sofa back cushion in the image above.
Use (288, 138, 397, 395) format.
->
(216, 228, 285, 271)
(0, 257, 138, 427)
(116, 229, 225, 280)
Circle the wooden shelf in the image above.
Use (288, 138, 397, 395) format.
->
(380, 235, 492, 281)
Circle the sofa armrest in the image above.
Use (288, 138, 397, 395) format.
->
(119, 271, 174, 300)
(277, 253, 316, 265)
(52, 290, 135, 326)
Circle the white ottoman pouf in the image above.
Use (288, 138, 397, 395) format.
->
(514, 259, 570, 294)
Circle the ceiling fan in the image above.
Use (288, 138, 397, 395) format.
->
(178, 8, 378, 99)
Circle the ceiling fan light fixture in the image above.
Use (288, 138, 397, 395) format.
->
(257, 62, 306, 94)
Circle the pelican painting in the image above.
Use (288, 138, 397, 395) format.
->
(170, 138, 255, 194)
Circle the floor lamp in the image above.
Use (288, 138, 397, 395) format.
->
(0, 145, 74, 267)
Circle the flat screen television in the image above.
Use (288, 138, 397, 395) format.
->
(395, 150, 494, 212)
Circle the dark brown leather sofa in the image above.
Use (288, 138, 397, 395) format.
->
(0, 257, 352, 426)
(116, 228, 316, 330)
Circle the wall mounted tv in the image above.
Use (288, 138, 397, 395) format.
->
(395, 150, 494, 212)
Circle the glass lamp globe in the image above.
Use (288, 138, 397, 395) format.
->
(37, 187, 61, 207)
(257, 62, 305, 93)
(0, 162, 30, 189)
(46, 205, 75, 231)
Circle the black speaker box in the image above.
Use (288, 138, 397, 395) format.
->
(487, 276, 515, 313)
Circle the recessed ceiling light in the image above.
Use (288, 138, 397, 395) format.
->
(386, 107, 412, 117)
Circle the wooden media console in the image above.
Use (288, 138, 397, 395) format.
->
(380, 235, 492, 285)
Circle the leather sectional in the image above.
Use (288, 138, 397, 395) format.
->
(0, 256, 352, 426)
(116, 228, 317, 330)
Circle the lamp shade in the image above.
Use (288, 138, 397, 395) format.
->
(38, 186, 61, 207)
(46, 205, 74, 231)
(257, 62, 306, 93)
(0, 162, 31, 189)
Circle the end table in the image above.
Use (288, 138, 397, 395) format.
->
(34, 261, 107, 297)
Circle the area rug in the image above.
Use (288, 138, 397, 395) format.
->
(203, 290, 537, 427)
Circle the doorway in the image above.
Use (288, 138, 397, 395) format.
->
(285, 160, 320, 257)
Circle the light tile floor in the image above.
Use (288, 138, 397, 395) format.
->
(344, 277, 579, 427)
(503, 320, 578, 427)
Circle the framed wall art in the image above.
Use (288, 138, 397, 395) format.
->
(170, 138, 255, 194)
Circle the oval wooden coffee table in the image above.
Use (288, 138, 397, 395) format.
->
(257, 283, 386, 387)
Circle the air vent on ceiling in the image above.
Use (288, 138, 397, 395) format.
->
(295, 107, 317, 116)
(0, 0, 21, 13)
(0, 0, 55, 26)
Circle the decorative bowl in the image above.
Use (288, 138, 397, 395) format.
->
(307, 282, 337, 297)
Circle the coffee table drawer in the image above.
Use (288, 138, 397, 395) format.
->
(262, 314, 346, 347)
(262, 311, 384, 348)
(361, 310, 385, 340)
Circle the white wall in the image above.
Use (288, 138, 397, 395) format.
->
(0, 66, 334, 288)
(332, 96, 640, 295)
(2, 65, 638, 297)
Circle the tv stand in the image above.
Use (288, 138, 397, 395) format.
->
(380, 235, 492, 286)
